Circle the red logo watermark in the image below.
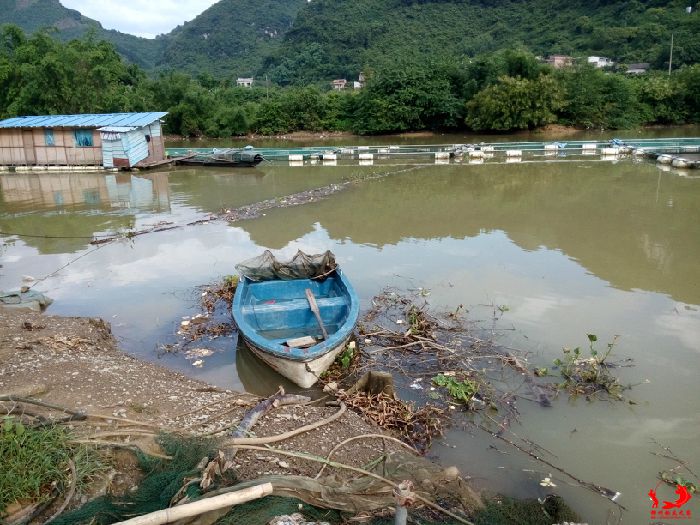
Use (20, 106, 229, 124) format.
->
(649, 483, 693, 521)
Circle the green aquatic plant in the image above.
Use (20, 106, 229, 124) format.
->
(338, 341, 356, 369)
(432, 374, 478, 404)
(552, 334, 629, 400)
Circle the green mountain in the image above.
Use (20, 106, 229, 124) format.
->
(157, 0, 307, 78)
(0, 0, 306, 79)
(1, 0, 698, 82)
(264, 0, 700, 83)
(0, 0, 163, 68)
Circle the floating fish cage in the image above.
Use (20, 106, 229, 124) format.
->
(166, 137, 700, 168)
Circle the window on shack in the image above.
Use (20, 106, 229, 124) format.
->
(74, 129, 94, 147)
(44, 129, 55, 146)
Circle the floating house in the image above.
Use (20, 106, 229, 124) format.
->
(0, 112, 167, 169)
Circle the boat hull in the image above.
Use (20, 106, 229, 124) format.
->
(232, 267, 359, 388)
(177, 158, 263, 167)
(242, 333, 350, 388)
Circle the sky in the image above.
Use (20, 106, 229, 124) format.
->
(59, 0, 219, 39)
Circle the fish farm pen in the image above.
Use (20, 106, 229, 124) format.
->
(166, 137, 700, 169)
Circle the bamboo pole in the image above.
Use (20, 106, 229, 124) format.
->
(112, 483, 273, 525)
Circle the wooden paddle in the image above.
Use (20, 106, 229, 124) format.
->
(305, 288, 329, 341)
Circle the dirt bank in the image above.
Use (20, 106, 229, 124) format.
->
(1, 308, 485, 525)
(0, 309, 415, 476)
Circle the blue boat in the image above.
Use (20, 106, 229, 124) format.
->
(232, 252, 359, 388)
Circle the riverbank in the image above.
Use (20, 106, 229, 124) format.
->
(0, 309, 483, 523)
(162, 123, 700, 147)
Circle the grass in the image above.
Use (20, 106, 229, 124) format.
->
(1, 416, 71, 513)
(0, 416, 105, 516)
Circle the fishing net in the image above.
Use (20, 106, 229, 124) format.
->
(216, 496, 346, 524)
(51, 435, 230, 525)
(236, 250, 337, 281)
(49, 432, 570, 525)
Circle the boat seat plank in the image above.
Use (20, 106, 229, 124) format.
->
(241, 296, 347, 315)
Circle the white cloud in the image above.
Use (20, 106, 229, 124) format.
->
(656, 306, 700, 351)
(60, 0, 219, 38)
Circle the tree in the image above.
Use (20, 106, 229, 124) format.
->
(352, 61, 463, 134)
(465, 75, 562, 131)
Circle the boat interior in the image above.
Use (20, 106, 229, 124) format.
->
(239, 275, 350, 345)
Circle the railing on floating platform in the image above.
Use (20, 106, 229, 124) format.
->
(166, 137, 700, 169)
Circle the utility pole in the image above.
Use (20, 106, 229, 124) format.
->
(668, 33, 674, 76)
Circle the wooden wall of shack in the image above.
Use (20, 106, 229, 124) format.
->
(0, 127, 103, 166)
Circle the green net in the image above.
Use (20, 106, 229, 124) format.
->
(216, 496, 346, 524)
(52, 435, 230, 525)
(50, 433, 579, 525)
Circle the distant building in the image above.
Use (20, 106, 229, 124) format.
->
(627, 63, 650, 75)
(331, 79, 348, 90)
(0, 112, 167, 168)
(545, 55, 574, 69)
(354, 72, 366, 89)
(588, 56, 614, 68)
(236, 77, 254, 88)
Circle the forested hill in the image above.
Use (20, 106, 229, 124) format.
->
(0, 0, 163, 69)
(159, 0, 306, 78)
(1, 0, 698, 81)
(264, 0, 700, 83)
(0, 0, 306, 78)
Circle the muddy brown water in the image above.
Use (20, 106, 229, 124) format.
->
(1, 130, 699, 523)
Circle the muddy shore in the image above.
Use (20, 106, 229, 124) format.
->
(1, 308, 483, 522)
(0, 309, 413, 475)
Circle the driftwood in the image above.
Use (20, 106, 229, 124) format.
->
(176, 459, 475, 525)
(230, 389, 311, 440)
(187, 389, 311, 494)
(113, 483, 273, 525)
(480, 418, 624, 509)
(0, 395, 87, 422)
(42, 458, 76, 525)
(224, 403, 346, 446)
(177, 446, 482, 525)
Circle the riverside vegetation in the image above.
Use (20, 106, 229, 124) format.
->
(0, 25, 699, 137)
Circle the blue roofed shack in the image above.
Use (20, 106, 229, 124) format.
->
(0, 112, 167, 168)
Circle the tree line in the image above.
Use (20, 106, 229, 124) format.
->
(1, 26, 698, 137)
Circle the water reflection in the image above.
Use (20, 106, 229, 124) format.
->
(0, 171, 171, 253)
(242, 161, 700, 305)
(1, 152, 700, 525)
(0, 171, 170, 211)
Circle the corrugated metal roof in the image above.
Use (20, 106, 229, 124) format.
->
(0, 112, 167, 129)
(98, 126, 138, 132)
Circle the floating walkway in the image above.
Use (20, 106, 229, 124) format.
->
(166, 137, 700, 169)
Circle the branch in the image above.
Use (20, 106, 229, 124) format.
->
(112, 483, 273, 525)
(223, 402, 346, 446)
(233, 445, 474, 525)
(315, 433, 418, 479)
(42, 458, 76, 525)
